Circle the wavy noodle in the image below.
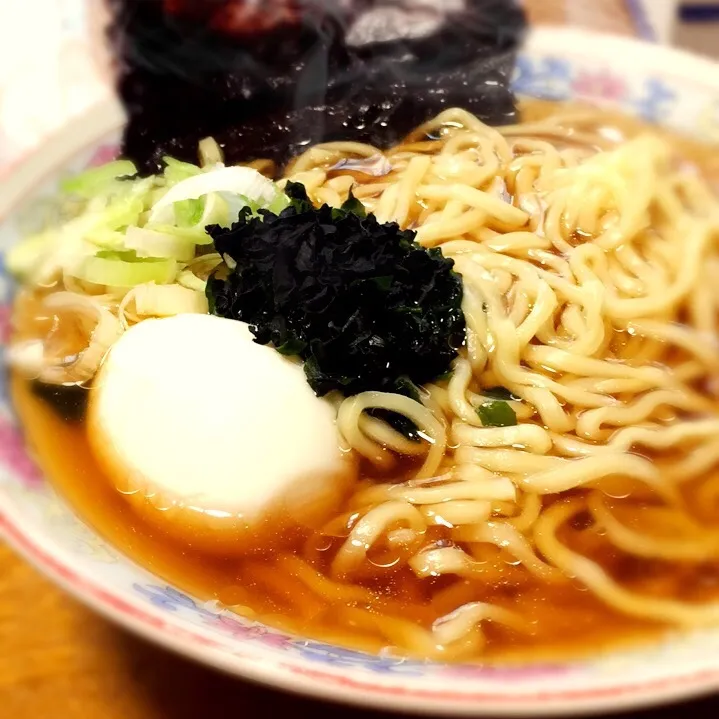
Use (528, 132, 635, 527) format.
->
(535, 500, 719, 626)
(586, 493, 719, 562)
(17, 102, 719, 661)
(277, 104, 719, 658)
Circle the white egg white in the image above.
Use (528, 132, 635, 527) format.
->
(88, 314, 356, 552)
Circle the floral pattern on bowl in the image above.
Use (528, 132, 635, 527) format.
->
(1, 28, 719, 716)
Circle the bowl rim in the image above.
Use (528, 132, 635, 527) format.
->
(2, 25, 719, 716)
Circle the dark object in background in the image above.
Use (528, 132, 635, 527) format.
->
(109, 0, 526, 174)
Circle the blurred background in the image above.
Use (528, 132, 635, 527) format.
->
(1, 1, 719, 718)
(0, 0, 715, 178)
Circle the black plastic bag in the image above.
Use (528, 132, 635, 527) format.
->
(109, 0, 526, 174)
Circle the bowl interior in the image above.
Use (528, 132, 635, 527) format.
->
(1, 27, 719, 716)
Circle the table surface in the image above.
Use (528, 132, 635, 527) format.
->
(1, 541, 718, 718)
(1, 1, 717, 718)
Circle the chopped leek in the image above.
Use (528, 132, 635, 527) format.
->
(177, 253, 223, 292)
(8, 147, 284, 288)
(61, 160, 137, 197)
(91, 196, 145, 231)
(8, 196, 145, 281)
(133, 282, 208, 316)
(177, 269, 208, 292)
(174, 198, 205, 227)
(163, 157, 202, 186)
(76, 251, 178, 288)
(124, 227, 196, 262)
(147, 224, 214, 245)
(84, 228, 128, 251)
(197, 193, 229, 228)
(267, 192, 291, 215)
(6, 231, 54, 279)
(199, 137, 224, 167)
(148, 166, 281, 225)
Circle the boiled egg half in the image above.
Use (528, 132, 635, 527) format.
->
(88, 314, 356, 551)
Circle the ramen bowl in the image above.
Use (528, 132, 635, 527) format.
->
(2, 27, 719, 716)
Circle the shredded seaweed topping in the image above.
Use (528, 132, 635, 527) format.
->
(206, 182, 465, 398)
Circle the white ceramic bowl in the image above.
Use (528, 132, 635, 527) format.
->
(2, 27, 719, 717)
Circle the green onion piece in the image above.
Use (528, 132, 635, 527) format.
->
(266, 192, 291, 215)
(199, 137, 224, 167)
(174, 198, 205, 227)
(147, 224, 214, 246)
(6, 232, 54, 279)
(76, 251, 177, 288)
(177, 269, 208, 292)
(61, 160, 137, 197)
(341, 192, 367, 218)
(7, 196, 144, 281)
(124, 227, 196, 262)
(84, 228, 127, 251)
(149, 166, 281, 226)
(134, 282, 208, 316)
(394, 376, 422, 403)
(276, 338, 308, 356)
(197, 193, 229, 228)
(476, 400, 517, 428)
(163, 157, 202, 186)
(93, 196, 146, 231)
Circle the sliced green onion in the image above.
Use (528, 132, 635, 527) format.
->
(94, 196, 146, 231)
(124, 226, 196, 262)
(148, 166, 281, 225)
(84, 228, 128, 251)
(133, 282, 208, 316)
(174, 198, 205, 227)
(199, 137, 224, 167)
(267, 192, 291, 215)
(61, 160, 137, 197)
(393, 376, 422, 403)
(163, 157, 202, 186)
(76, 251, 177, 288)
(176, 252, 223, 292)
(276, 338, 308, 356)
(148, 192, 229, 234)
(6, 231, 54, 279)
(9, 154, 280, 287)
(199, 192, 229, 227)
(147, 224, 214, 246)
(8, 196, 144, 281)
(476, 401, 517, 428)
(177, 269, 208, 292)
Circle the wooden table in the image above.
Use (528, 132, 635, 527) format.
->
(0, 541, 716, 718)
(0, 1, 712, 717)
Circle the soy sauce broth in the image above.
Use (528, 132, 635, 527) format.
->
(8, 100, 719, 662)
(14, 373, 709, 662)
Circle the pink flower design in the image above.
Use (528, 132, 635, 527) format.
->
(0, 304, 12, 344)
(86, 144, 120, 168)
(202, 613, 291, 649)
(442, 663, 570, 679)
(255, 631, 293, 650)
(0, 419, 42, 486)
(571, 70, 628, 102)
